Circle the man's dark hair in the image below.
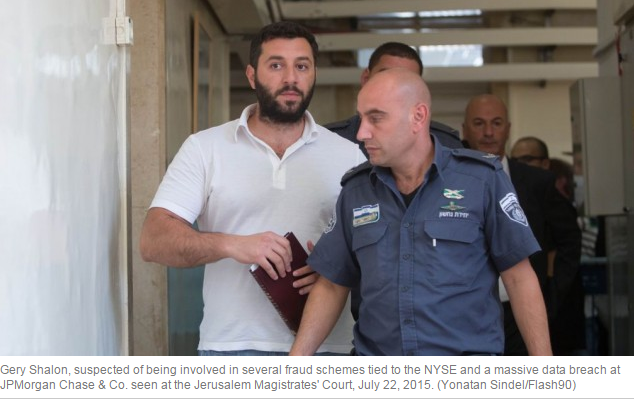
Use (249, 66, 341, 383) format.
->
(368, 42, 423, 75)
(249, 21, 318, 68)
(517, 136, 550, 159)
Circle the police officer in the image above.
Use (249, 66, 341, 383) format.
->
(325, 41, 463, 159)
(325, 42, 462, 325)
(290, 68, 552, 356)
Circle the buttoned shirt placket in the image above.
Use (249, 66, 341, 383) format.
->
(375, 168, 435, 355)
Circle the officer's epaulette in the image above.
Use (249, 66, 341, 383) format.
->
(430, 120, 460, 140)
(341, 161, 373, 185)
(450, 148, 502, 170)
(324, 118, 352, 131)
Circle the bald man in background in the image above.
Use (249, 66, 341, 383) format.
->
(462, 94, 581, 356)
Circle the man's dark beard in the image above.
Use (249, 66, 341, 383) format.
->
(254, 76, 315, 124)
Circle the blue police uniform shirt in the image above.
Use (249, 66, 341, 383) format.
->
(308, 137, 541, 356)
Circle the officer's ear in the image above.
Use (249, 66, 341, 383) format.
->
(411, 102, 429, 130)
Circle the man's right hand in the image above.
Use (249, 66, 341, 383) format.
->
(230, 232, 292, 279)
(140, 208, 291, 274)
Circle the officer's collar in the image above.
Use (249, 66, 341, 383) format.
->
(369, 133, 448, 187)
(430, 133, 450, 182)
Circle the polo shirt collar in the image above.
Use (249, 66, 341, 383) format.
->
(234, 104, 320, 144)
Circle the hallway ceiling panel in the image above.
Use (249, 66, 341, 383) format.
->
(216, 0, 599, 85)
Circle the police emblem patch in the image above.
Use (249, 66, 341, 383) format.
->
(352, 204, 380, 227)
(441, 201, 465, 211)
(443, 189, 465, 199)
(500, 193, 528, 226)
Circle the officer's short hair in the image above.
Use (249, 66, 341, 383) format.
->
(368, 42, 423, 75)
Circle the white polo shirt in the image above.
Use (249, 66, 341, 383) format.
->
(151, 105, 366, 353)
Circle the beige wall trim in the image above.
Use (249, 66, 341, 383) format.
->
(206, 0, 272, 33)
(315, 28, 597, 51)
(279, 0, 597, 20)
(130, 0, 168, 356)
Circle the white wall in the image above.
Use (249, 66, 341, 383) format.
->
(0, 0, 128, 355)
(508, 81, 576, 162)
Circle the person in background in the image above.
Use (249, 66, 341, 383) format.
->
(290, 69, 551, 356)
(510, 136, 551, 170)
(547, 158, 575, 202)
(511, 137, 587, 355)
(510, 137, 576, 204)
(140, 21, 365, 356)
(326, 41, 463, 159)
(462, 95, 581, 356)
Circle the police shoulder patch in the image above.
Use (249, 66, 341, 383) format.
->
(451, 148, 502, 170)
(500, 193, 529, 226)
(341, 161, 373, 185)
(324, 207, 337, 234)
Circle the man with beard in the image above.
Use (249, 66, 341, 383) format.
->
(140, 21, 365, 355)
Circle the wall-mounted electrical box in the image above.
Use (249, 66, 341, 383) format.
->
(570, 77, 625, 216)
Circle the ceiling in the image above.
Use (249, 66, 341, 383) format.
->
(207, 0, 599, 87)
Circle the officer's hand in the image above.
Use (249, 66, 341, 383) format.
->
(293, 240, 319, 295)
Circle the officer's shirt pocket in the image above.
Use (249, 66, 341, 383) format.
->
(423, 219, 482, 287)
(352, 222, 390, 284)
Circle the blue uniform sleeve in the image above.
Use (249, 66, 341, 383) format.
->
(307, 191, 360, 288)
(486, 169, 541, 271)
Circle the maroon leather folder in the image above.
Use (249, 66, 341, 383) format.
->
(249, 232, 310, 334)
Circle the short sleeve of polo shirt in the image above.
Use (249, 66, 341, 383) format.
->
(485, 168, 541, 272)
(150, 135, 208, 224)
(307, 191, 360, 288)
